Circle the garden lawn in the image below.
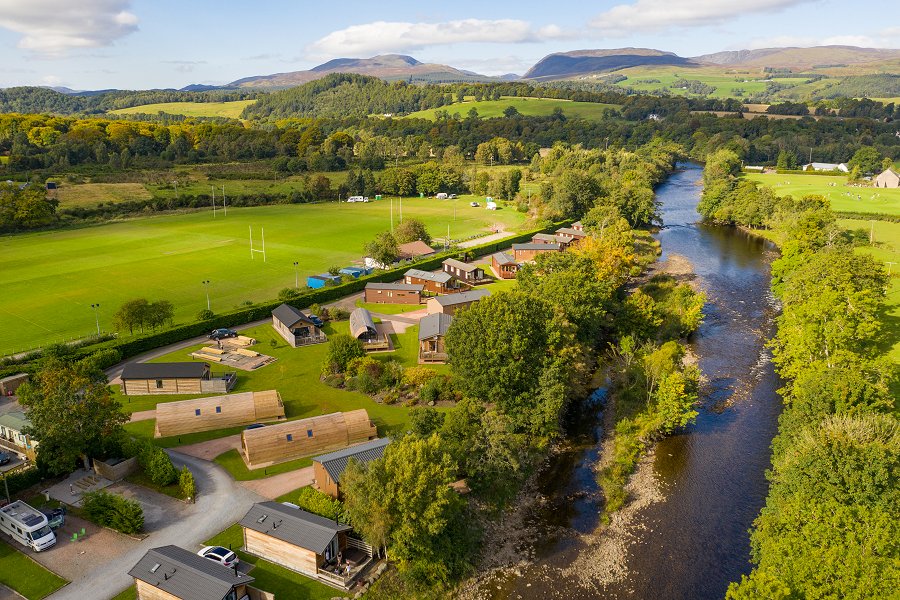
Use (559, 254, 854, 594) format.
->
(0, 539, 68, 600)
(404, 97, 619, 120)
(109, 100, 255, 119)
(214, 449, 312, 481)
(111, 586, 137, 600)
(0, 196, 526, 355)
(205, 524, 340, 600)
(744, 173, 900, 216)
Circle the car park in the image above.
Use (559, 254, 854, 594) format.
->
(198, 545, 239, 568)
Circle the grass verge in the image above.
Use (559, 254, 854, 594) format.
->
(0, 539, 68, 600)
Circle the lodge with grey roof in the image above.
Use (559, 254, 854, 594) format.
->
(272, 303, 327, 347)
(312, 438, 391, 498)
(119, 362, 236, 396)
(128, 545, 256, 600)
(442, 258, 485, 283)
(426, 288, 490, 316)
(363, 282, 423, 304)
(418, 312, 453, 363)
(404, 268, 457, 294)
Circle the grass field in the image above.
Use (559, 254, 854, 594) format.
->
(0, 539, 68, 599)
(56, 182, 153, 208)
(608, 66, 806, 99)
(109, 100, 255, 119)
(839, 219, 900, 365)
(744, 173, 900, 216)
(403, 96, 618, 121)
(0, 199, 525, 354)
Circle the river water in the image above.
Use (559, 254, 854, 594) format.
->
(473, 163, 783, 599)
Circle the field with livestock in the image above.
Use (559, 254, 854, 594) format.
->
(0, 198, 526, 355)
(744, 172, 900, 216)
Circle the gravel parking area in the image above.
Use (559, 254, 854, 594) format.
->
(175, 434, 241, 461)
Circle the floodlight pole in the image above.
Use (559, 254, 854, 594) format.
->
(202, 280, 211, 311)
(90, 303, 101, 336)
(293, 261, 299, 288)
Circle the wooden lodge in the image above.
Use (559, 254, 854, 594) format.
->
(119, 362, 236, 396)
(426, 289, 490, 316)
(0, 411, 37, 461)
(531, 232, 570, 247)
(398, 240, 435, 260)
(128, 545, 259, 600)
(363, 282, 423, 305)
(313, 438, 391, 499)
(442, 258, 484, 283)
(404, 268, 456, 294)
(349, 308, 389, 351)
(240, 502, 372, 590)
(491, 252, 518, 279)
(272, 303, 327, 347)
(154, 390, 285, 438)
(512, 242, 561, 263)
(571, 220, 583, 232)
(554, 227, 587, 244)
(241, 409, 378, 468)
(418, 313, 453, 363)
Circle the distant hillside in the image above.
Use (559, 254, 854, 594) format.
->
(524, 48, 695, 81)
(694, 46, 900, 71)
(230, 54, 495, 88)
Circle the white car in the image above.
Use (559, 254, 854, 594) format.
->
(198, 546, 239, 568)
(470, 201, 480, 207)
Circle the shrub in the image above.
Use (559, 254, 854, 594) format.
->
(278, 288, 299, 302)
(322, 334, 365, 375)
(82, 490, 144, 534)
(295, 487, 347, 522)
(419, 376, 444, 404)
(330, 307, 350, 321)
(78, 347, 122, 372)
(322, 373, 345, 388)
(403, 366, 440, 387)
(197, 308, 215, 320)
(132, 440, 178, 486)
(179, 466, 196, 501)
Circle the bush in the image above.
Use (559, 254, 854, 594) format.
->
(81, 490, 144, 534)
(278, 288, 299, 302)
(197, 308, 215, 320)
(3, 466, 44, 496)
(419, 376, 444, 404)
(295, 487, 347, 522)
(179, 466, 196, 501)
(322, 334, 365, 375)
(403, 366, 440, 387)
(330, 307, 350, 321)
(78, 347, 122, 372)
(131, 440, 178, 486)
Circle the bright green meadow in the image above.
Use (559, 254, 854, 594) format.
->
(0, 198, 525, 354)
(744, 172, 900, 216)
(403, 96, 619, 120)
(109, 100, 255, 119)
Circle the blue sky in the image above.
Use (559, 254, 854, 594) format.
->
(0, 0, 897, 90)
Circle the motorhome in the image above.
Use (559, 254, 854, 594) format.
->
(0, 500, 56, 551)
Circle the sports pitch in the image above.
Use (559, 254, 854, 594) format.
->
(744, 173, 900, 216)
(0, 199, 525, 355)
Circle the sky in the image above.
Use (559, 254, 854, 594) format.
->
(0, 0, 898, 90)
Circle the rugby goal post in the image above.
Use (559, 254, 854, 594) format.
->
(249, 226, 267, 261)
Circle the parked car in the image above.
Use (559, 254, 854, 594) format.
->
(469, 201, 480, 207)
(0, 451, 11, 465)
(308, 314, 324, 327)
(40, 507, 66, 530)
(448, 194, 458, 199)
(245, 423, 266, 430)
(197, 546, 239, 568)
(209, 328, 237, 340)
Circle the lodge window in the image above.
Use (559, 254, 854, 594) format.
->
(155, 380, 163, 389)
(307, 429, 313, 438)
(216, 406, 221, 413)
(195, 409, 201, 416)
(286, 434, 293, 441)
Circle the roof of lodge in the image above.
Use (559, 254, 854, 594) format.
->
(313, 438, 391, 485)
(492, 252, 517, 265)
(442, 258, 480, 272)
(365, 282, 424, 292)
(120, 362, 209, 380)
(239, 502, 351, 554)
(555, 227, 586, 237)
(128, 545, 254, 600)
(512, 243, 561, 251)
(418, 313, 453, 340)
(429, 289, 490, 307)
(398, 240, 435, 257)
(405, 269, 453, 283)
(272, 303, 316, 328)
(349, 308, 377, 339)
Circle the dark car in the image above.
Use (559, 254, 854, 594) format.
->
(245, 423, 266, 430)
(0, 451, 11, 466)
(308, 315, 324, 328)
(40, 507, 66, 530)
(209, 328, 238, 340)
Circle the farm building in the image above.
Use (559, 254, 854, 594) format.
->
(512, 242, 561, 263)
(404, 268, 456, 294)
(349, 308, 389, 350)
(154, 390, 285, 438)
(491, 252, 519, 279)
(419, 313, 453, 363)
(363, 282, 423, 304)
(398, 240, 435, 260)
(240, 502, 371, 590)
(554, 227, 587, 243)
(802, 162, 849, 173)
(426, 289, 490, 316)
(874, 168, 900, 189)
(339, 266, 369, 279)
(0, 373, 28, 396)
(0, 411, 37, 461)
(313, 438, 391, 499)
(272, 303, 327, 347)
(119, 362, 236, 396)
(442, 258, 484, 283)
(241, 409, 378, 468)
(128, 545, 257, 600)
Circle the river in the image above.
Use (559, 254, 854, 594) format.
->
(468, 163, 783, 599)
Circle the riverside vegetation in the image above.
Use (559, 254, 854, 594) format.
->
(699, 149, 899, 598)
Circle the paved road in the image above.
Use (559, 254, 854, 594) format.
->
(47, 451, 262, 600)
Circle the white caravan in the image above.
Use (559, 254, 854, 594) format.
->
(0, 500, 56, 551)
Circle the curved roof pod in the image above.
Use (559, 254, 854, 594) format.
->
(349, 308, 377, 340)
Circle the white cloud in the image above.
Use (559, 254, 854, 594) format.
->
(40, 74, 63, 86)
(0, 0, 139, 56)
(308, 19, 569, 58)
(591, 0, 816, 34)
(747, 33, 892, 50)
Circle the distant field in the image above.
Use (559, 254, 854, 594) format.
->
(610, 67, 805, 99)
(109, 100, 255, 119)
(744, 173, 900, 216)
(0, 198, 526, 354)
(56, 182, 152, 208)
(839, 219, 900, 364)
(404, 97, 619, 120)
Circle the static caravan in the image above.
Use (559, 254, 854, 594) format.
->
(241, 409, 378, 468)
(154, 390, 285, 437)
(363, 282, 423, 305)
(0, 501, 56, 551)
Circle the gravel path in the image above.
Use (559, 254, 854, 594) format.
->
(457, 230, 513, 248)
(47, 451, 263, 600)
(128, 410, 155, 423)
(174, 434, 241, 461)
(240, 466, 315, 500)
